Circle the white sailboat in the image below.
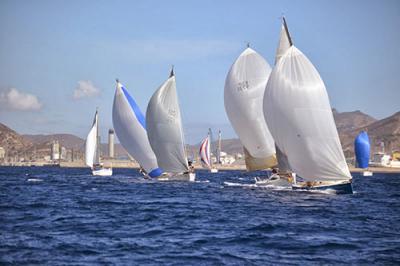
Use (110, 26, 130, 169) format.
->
(224, 45, 277, 171)
(263, 19, 353, 194)
(146, 68, 195, 182)
(85, 109, 112, 176)
(112, 80, 163, 178)
(199, 129, 218, 173)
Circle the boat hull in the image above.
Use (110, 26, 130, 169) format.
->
(157, 172, 196, 182)
(362, 171, 373, 176)
(92, 168, 113, 176)
(254, 176, 291, 187)
(292, 180, 353, 194)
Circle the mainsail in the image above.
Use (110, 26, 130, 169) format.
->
(146, 69, 189, 173)
(355, 131, 370, 169)
(224, 47, 276, 171)
(85, 110, 98, 168)
(264, 46, 351, 182)
(199, 134, 211, 169)
(112, 80, 162, 177)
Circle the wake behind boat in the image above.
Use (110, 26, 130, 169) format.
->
(146, 67, 195, 182)
(85, 109, 112, 176)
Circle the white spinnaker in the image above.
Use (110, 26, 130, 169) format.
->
(85, 112, 97, 168)
(264, 46, 351, 181)
(146, 74, 189, 173)
(112, 81, 160, 175)
(224, 48, 276, 169)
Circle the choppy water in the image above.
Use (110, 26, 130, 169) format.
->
(1, 166, 399, 265)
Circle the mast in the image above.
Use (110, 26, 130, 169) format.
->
(208, 128, 213, 168)
(95, 108, 100, 165)
(217, 130, 222, 164)
(282, 17, 293, 46)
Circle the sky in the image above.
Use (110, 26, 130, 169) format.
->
(0, 0, 399, 144)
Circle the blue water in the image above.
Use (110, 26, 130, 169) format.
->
(1, 167, 399, 265)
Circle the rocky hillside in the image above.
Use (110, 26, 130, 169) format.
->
(0, 123, 32, 157)
(340, 111, 400, 156)
(199, 110, 399, 158)
(1, 109, 399, 161)
(332, 109, 376, 133)
(23, 134, 85, 151)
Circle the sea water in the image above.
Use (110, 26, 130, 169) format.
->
(1, 167, 399, 265)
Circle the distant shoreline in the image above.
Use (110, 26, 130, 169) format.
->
(0, 162, 399, 174)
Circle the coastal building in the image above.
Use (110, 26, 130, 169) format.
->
(108, 129, 115, 158)
(51, 140, 60, 160)
(60, 146, 67, 160)
(0, 147, 5, 159)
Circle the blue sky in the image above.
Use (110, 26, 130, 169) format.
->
(0, 0, 399, 144)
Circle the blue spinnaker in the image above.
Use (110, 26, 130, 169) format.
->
(354, 131, 370, 169)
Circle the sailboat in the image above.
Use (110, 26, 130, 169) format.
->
(112, 80, 163, 178)
(85, 109, 112, 176)
(255, 18, 295, 187)
(199, 129, 218, 173)
(263, 18, 353, 194)
(224, 45, 277, 172)
(355, 130, 372, 176)
(146, 68, 195, 182)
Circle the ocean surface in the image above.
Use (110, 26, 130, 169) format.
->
(1, 166, 399, 265)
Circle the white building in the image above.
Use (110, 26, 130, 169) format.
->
(0, 147, 5, 159)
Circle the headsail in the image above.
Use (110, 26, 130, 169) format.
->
(274, 17, 293, 173)
(355, 131, 370, 169)
(275, 18, 292, 64)
(224, 47, 276, 170)
(264, 46, 351, 182)
(112, 80, 162, 177)
(146, 70, 189, 173)
(85, 110, 98, 168)
(199, 134, 211, 169)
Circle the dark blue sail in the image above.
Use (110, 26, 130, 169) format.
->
(354, 131, 370, 169)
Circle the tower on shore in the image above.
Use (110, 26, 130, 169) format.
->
(108, 129, 115, 158)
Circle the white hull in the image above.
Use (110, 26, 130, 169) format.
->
(254, 176, 291, 187)
(362, 171, 373, 176)
(157, 172, 196, 182)
(92, 167, 113, 176)
(210, 168, 218, 173)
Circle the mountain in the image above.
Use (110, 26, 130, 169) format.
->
(0, 123, 32, 157)
(24, 133, 128, 157)
(340, 111, 400, 155)
(333, 109, 376, 133)
(23, 134, 85, 150)
(197, 110, 398, 158)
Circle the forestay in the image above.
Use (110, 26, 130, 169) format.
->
(264, 46, 351, 181)
(146, 72, 189, 173)
(112, 81, 162, 177)
(224, 48, 276, 170)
